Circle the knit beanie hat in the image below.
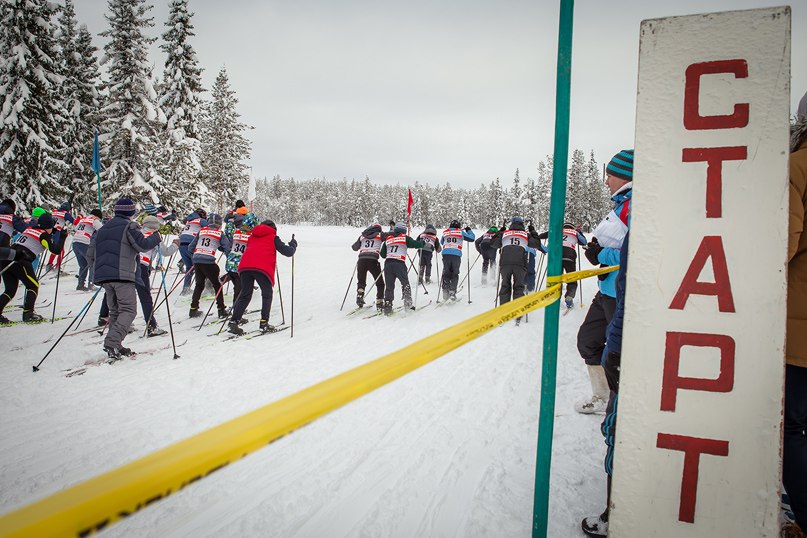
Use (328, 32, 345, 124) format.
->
(1, 199, 15, 213)
(114, 198, 136, 218)
(142, 216, 162, 231)
(393, 222, 407, 234)
(37, 212, 55, 230)
(143, 203, 158, 216)
(59, 201, 72, 211)
(606, 149, 635, 182)
(511, 216, 524, 225)
(90, 209, 102, 218)
(208, 213, 223, 227)
(236, 206, 249, 215)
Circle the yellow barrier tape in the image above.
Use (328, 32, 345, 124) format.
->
(545, 265, 618, 285)
(0, 285, 562, 538)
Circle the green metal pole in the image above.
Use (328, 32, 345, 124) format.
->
(533, 1, 574, 536)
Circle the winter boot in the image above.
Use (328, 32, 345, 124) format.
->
(575, 365, 610, 414)
(581, 509, 608, 537)
(147, 326, 167, 338)
(259, 319, 275, 332)
(218, 307, 228, 319)
(356, 288, 365, 307)
(376, 298, 384, 312)
(97, 316, 108, 327)
(23, 311, 44, 323)
(228, 320, 245, 336)
(188, 307, 201, 318)
(565, 295, 574, 309)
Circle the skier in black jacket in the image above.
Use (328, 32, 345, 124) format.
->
(490, 216, 542, 317)
(351, 223, 387, 310)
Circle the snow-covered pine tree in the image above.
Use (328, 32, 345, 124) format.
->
(199, 67, 251, 214)
(535, 158, 552, 230)
(100, 0, 165, 207)
(0, 0, 69, 212)
(57, 0, 102, 211)
(156, 0, 204, 215)
(508, 168, 524, 219)
(583, 150, 611, 231)
(565, 149, 588, 226)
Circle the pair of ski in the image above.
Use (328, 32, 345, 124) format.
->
(1, 315, 71, 327)
(222, 325, 289, 341)
(6, 300, 52, 311)
(63, 339, 189, 377)
(363, 300, 432, 319)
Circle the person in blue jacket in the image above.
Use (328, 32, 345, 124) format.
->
(187, 213, 230, 319)
(581, 230, 628, 538)
(178, 209, 208, 294)
(574, 149, 633, 416)
(439, 219, 475, 301)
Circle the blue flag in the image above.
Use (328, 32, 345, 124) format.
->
(91, 129, 100, 175)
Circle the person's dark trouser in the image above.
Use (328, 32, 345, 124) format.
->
(577, 291, 617, 365)
(231, 270, 273, 322)
(191, 263, 225, 311)
(562, 258, 578, 298)
(228, 271, 241, 308)
(179, 243, 194, 288)
(74, 242, 90, 286)
(441, 254, 462, 299)
(357, 258, 384, 300)
(481, 250, 497, 276)
(498, 264, 527, 305)
(784, 364, 807, 530)
(135, 264, 156, 328)
(384, 260, 412, 307)
(525, 270, 537, 292)
(0, 260, 38, 317)
(99, 292, 109, 318)
(102, 281, 137, 350)
(418, 251, 433, 281)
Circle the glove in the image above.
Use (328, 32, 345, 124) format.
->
(14, 248, 28, 262)
(584, 238, 602, 265)
(289, 235, 298, 249)
(603, 350, 621, 392)
(464, 226, 471, 232)
(528, 224, 536, 233)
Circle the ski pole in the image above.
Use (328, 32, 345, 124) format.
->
(152, 265, 194, 316)
(142, 250, 177, 337)
(405, 254, 428, 295)
(466, 248, 472, 304)
(198, 273, 228, 331)
(0, 261, 16, 277)
(276, 265, 286, 325)
(362, 266, 384, 308)
(340, 261, 357, 311)
(73, 286, 100, 331)
(33, 286, 102, 372)
(158, 258, 180, 359)
(457, 252, 481, 289)
(494, 267, 502, 307)
(435, 253, 440, 304)
(291, 250, 295, 338)
(50, 245, 64, 325)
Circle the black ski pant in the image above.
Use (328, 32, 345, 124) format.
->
(227, 271, 241, 309)
(383, 260, 412, 308)
(440, 254, 462, 299)
(576, 291, 616, 365)
(231, 270, 273, 323)
(498, 264, 526, 305)
(0, 260, 38, 318)
(418, 250, 433, 281)
(562, 258, 578, 299)
(191, 263, 225, 312)
(784, 364, 807, 530)
(481, 249, 497, 276)
(357, 258, 384, 300)
(135, 264, 156, 329)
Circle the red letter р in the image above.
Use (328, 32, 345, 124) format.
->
(682, 146, 747, 219)
(657, 433, 730, 523)
(684, 60, 749, 130)
(669, 236, 735, 313)
(661, 331, 735, 412)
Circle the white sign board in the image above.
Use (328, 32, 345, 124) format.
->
(611, 7, 790, 537)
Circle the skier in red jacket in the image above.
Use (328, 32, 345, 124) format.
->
(227, 220, 297, 335)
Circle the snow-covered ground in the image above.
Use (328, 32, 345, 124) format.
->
(0, 225, 607, 537)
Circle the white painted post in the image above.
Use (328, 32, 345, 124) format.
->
(611, 7, 791, 537)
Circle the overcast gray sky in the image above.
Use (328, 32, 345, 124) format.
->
(74, 0, 806, 189)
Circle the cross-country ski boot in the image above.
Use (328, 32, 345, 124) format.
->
(23, 311, 44, 323)
(259, 319, 275, 333)
(376, 299, 384, 312)
(565, 295, 574, 309)
(147, 325, 167, 337)
(228, 319, 245, 336)
(356, 289, 365, 307)
(217, 307, 228, 319)
(188, 307, 201, 318)
(0, 314, 12, 325)
(383, 301, 393, 316)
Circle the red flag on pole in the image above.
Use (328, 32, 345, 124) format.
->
(406, 188, 414, 233)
